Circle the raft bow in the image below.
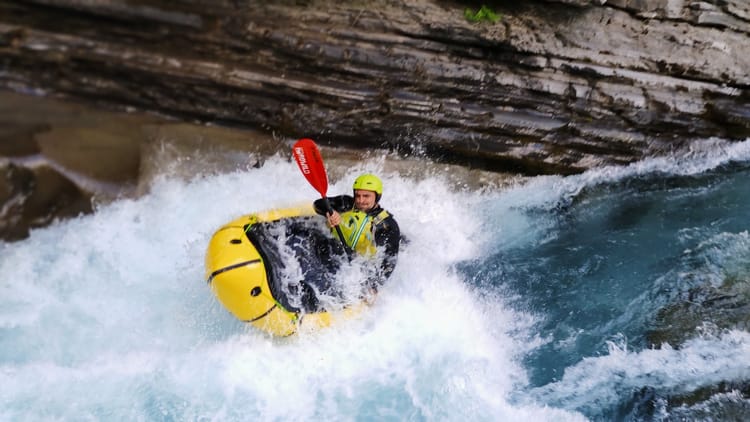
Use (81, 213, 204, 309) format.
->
(204, 204, 361, 336)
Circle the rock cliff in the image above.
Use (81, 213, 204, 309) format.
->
(1, 0, 750, 239)
(2, 0, 748, 175)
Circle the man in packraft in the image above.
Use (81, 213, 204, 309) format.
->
(313, 173, 400, 289)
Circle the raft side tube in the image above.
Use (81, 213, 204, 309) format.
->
(205, 204, 366, 337)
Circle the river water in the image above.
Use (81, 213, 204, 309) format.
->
(2, 132, 750, 420)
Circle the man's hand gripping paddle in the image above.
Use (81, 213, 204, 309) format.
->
(292, 138, 353, 257)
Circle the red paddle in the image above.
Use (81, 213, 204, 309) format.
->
(292, 138, 352, 255)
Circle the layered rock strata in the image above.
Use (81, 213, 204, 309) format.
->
(1, 0, 748, 176)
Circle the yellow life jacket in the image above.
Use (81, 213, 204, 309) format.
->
(336, 209, 390, 256)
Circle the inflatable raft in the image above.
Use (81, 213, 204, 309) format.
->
(204, 204, 363, 336)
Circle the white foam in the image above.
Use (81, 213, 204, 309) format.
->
(0, 154, 584, 420)
(7, 135, 748, 420)
(528, 330, 750, 416)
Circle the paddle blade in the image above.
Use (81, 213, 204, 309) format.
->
(292, 138, 329, 197)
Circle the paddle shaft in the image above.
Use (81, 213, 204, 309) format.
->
(321, 198, 350, 251)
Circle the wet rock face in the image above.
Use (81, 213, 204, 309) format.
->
(0, 161, 92, 241)
(647, 278, 750, 347)
(0, 93, 142, 240)
(0, 0, 748, 175)
(622, 382, 750, 420)
(0, 91, 285, 241)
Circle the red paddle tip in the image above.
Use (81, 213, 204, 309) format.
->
(293, 138, 315, 148)
(292, 137, 329, 196)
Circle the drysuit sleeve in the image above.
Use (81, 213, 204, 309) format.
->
(313, 195, 354, 215)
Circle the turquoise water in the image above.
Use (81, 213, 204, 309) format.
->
(468, 141, 750, 419)
(2, 138, 750, 420)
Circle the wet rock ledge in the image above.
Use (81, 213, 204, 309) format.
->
(1, 0, 749, 176)
(0, 91, 513, 241)
(0, 91, 287, 241)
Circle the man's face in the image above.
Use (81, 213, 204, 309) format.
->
(354, 189, 377, 212)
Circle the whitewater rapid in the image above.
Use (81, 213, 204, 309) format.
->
(0, 152, 583, 421)
(3, 138, 750, 420)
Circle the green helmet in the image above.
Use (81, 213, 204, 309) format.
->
(352, 173, 383, 198)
